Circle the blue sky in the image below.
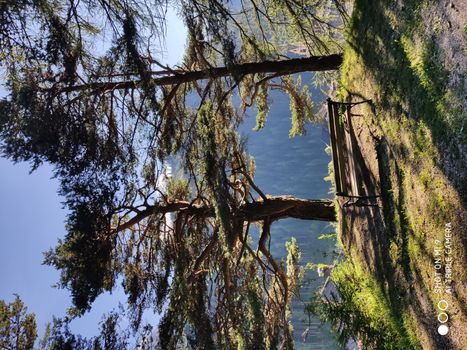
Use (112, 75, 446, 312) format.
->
(0, 7, 186, 339)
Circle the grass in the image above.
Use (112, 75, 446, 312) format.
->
(327, 258, 422, 349)
(325, 0, 467, 349)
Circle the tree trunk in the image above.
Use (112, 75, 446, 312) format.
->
(115, 195, 336, 233)
(241, 195, 336, 222)
(60, 54, 343, 93)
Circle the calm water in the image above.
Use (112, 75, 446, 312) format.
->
(240, 74, 342, 349)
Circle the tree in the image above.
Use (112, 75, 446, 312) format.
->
(39, 312, 130, 350)
(0, 295, 132, 350)
(307, 261, 402, 349)
(0, 295, 37, 350)
(0, 0, 346, 348)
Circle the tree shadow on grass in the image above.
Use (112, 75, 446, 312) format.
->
(334, 2, 466, 346)
(341, 120, 455, 348)
(348, 0, 467, 204)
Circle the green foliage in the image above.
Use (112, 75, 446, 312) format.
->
(307, 263, 332, 271)
(282, 76, 314, 137)
(39, 312, 130, 350)
(282, 237, 304, 348)
(286, 237, 304, 288)
(253, 83, 270, 131)
(166, 177, 191, 201)
(244, 278, 265, 348)
(318, 232, 336, 240)
(0, 295, 37, 350)
(309, 260, 421, 349)
(40, 318, 91, 350)
(92, 312, 130, 350)
(0, 302, 134, 350)
(196, 102, 235, 247)
(44, 200, 117, 314)
(244, 0, 346, 56)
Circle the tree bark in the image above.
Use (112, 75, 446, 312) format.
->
(241, 195, 336, 222)
(60, 54, 343, 93)
(115, 195, 336, 233)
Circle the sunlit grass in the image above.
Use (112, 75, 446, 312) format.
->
(325, 0, 466, 348)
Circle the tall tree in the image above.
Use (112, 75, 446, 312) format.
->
(0, 295, 133, 349)
(0, 295, 37, 350)
(0, 0, 346, 348)
(39, 312, 131, 350)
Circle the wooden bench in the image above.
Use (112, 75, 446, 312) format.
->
(327, 98, 379, 207)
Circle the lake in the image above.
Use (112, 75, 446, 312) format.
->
(240, 73, 342, 350)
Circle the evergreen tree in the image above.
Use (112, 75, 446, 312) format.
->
(39, 312, 130, 350)
(0, 295, 37, 350)
(0, 1, 346, 347)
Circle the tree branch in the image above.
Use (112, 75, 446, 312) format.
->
(113, 196, 335, 233)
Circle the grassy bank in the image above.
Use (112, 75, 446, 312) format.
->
(324, 0, 466, 349)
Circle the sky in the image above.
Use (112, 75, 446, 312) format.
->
(0, 6, 187, 340)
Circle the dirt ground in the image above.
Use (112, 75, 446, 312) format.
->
(337, 97, 465, 349)
(332, 0, 467, 348)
